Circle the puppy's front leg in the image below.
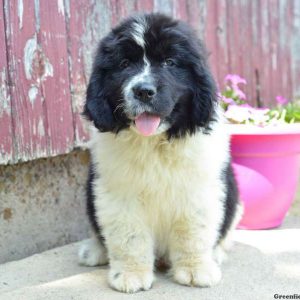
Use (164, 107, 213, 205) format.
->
(100, 200, 154, 293)
(169, 208, 222, 288)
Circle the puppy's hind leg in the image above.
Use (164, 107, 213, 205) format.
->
(78, 233, 108, 267)
(214, 202, 244, 265)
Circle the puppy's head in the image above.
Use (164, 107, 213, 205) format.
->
(83, 13, 217, 138)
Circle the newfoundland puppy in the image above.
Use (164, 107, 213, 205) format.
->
(78, 13, 242, 293)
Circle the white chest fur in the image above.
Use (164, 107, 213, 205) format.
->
(89, 123, 230, 257)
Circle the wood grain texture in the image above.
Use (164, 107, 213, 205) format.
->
(4, 0, 48, 163)
(291, 0, 300, 97)
(0, 0, 13, 164)
(205, 0, 218, 82)
(63, 0, 89, 147)
(0, 0, 300, 164)
(39, 0, 74, 157)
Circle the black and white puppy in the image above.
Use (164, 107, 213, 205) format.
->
(79, 13, 243, 293)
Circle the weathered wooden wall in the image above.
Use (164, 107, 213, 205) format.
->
(1, 0, 300, 164)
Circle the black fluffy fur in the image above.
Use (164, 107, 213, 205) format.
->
(218, 162, 239, 242)
(86, 165, 105, 243)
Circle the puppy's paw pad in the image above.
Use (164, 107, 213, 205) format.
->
(78, 238, 108, 266)
(109, 269, 154, 293)
(173, 262, 221, 287)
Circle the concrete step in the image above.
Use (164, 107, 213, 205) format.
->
(0, 216, 299, 300)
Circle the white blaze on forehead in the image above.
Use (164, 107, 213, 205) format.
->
(141, 56, 150, 77)
(123, 56, 151, 99)
(131, 16, 147, 48)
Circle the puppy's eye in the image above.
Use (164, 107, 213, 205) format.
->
(162, 58, 175, 67)
(120, 59, 130, 69)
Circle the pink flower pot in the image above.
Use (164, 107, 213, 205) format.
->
(229, 124, 300, 229)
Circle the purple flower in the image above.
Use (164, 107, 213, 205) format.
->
(276, 95, 288, 105)
(222, 97, 236, 104)
(224, 74, 247, 86)
(234, 89, 246, 100)
(218, 92, 236, 104)
(224, 74, 247, 100)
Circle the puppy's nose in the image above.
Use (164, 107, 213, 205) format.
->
(132, 83, 156, 102)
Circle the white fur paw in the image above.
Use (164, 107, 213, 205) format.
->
(78, 238, 108, 266)
(109, 269, 154, 293)
(173, 261, 222, 287)
(214, 245, 228, 265)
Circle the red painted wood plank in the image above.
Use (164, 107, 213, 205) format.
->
(117, 0, 134, 19)
(214, 0, 228, 90)
(227, 0, 243, 86)
(4, 0, 48, 162)
(284, 0, 294, 102)
(0, 0, 13, 164)
(249, 0, 260, 105)
(239, 0, 254, 104)
(271, 0, 293, 104)
(109, 0, 119, 26)
(250, 0, 260, 106)
(186, 0, 207, 39)
(38, 0, 74, 156)
(134, 0, 154, 12)
(278, 0, 289, 102)
(259, 0, 272, 106)
(173, 0, 188, 21)
(204, 0, 218, 82)
(268, 0, 280, 105)
(291, 0, 300, 99)
(64, 1, 91, 147)
(153, 0, 174, 16)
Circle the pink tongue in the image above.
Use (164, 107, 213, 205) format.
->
(135, 113, 161, 136)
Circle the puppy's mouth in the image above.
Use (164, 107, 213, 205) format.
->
(134, 112, 161, 136)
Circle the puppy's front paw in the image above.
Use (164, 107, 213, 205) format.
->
(109, 268, 154, 293)
(173, 260, 221, 287)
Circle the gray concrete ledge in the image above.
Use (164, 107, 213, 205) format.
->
(0, 150, 90, 264)
(0, 216, 299, 300)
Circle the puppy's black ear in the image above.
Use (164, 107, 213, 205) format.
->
(191, 61, 217, 131)
(192, 66, 217, 129)
(82, 67, 116, 132)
